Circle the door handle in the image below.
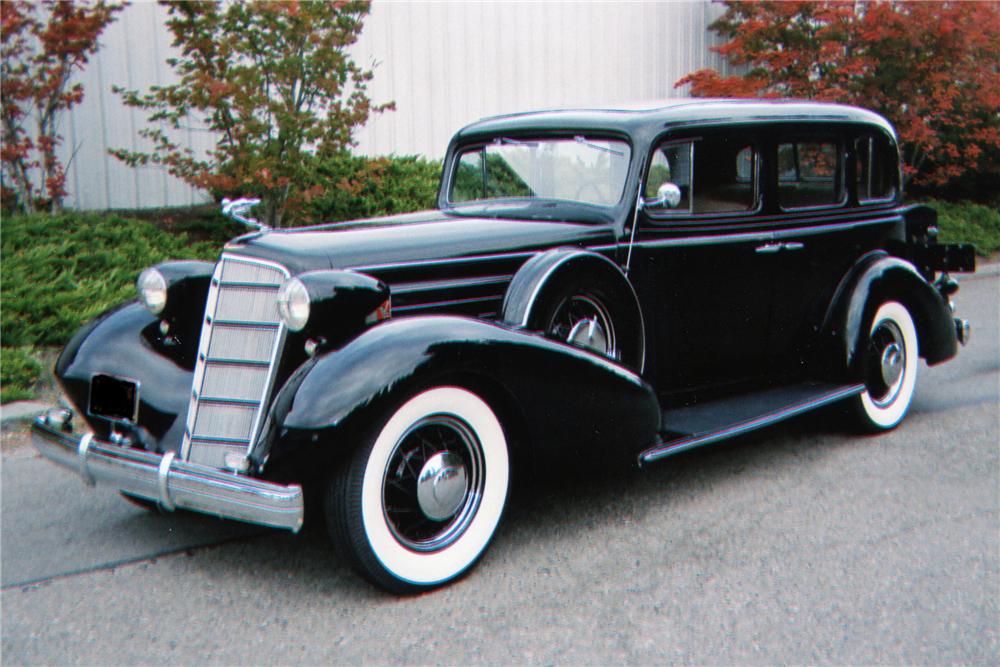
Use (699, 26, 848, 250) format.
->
(755, 241, 804, 254)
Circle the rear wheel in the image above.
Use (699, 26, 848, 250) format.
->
(326, 386, 510, 593)
(849, 301, 919, 431)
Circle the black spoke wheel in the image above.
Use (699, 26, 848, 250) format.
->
(546, 292, 618, 359)
(382, 416, 485, 552)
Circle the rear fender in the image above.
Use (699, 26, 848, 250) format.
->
(822, 253, 957, 380)
(258, 316, 661, 478)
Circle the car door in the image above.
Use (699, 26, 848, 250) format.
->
(629, 132, 774, 394)
(763, 127, 902, 374)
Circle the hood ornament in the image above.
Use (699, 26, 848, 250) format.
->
(221, 198, 270, 231)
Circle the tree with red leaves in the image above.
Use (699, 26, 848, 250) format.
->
(677, 1, 1000, 194)
(1, 0, 124, 213)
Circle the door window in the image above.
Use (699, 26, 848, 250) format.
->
(777, 140, 843, 209)
(645, 137, 758, 216)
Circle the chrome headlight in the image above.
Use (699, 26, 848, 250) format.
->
(136, 268, 167, 315)
(277, 277, 310, 331)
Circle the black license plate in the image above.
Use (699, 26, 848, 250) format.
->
(89, 375, 139, 422)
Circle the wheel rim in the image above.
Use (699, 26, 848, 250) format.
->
(548, 293, 617, 358)
(867, 319, 906, 408)
(381, 415, 485, 552)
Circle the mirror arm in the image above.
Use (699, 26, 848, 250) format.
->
(625, 185, 643, 275)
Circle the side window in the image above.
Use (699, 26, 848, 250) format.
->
(777, 140, 843, 209)
(855, 134, 897, 203)
(451, 150, 485, 202)
(646, 142, 692, 212)
(692, 139, 757, 213)
(645, 138, 758, 217)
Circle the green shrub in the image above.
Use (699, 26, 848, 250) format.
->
(1, 212, 218, 348)
(1, 347, 43, 403)
(301, 154, 442, 224)
(925, 199, 1000, 256)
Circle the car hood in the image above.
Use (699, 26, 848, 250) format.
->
(223, 210, 615, 275)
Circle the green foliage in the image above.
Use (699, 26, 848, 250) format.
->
(301, 153, 441, 223)
(1, 346, 43, 403)
(111, 0, 391, 227)
(1, 212, 218, 347)
(925, 200, 1000, 257)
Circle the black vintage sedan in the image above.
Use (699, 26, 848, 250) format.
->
(33, 100, 976, 593)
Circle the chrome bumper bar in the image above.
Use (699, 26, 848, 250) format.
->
(31, 416, 304, 533)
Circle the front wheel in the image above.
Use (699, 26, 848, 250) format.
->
(849, 301, 919, 431)
(326, 386, 510, 593)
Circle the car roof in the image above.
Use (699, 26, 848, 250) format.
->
(455, 98, 896, 141)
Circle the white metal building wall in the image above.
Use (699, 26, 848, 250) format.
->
(55, 0, 730, 211)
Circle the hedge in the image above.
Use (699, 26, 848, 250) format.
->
(927, 199, 1000, 256)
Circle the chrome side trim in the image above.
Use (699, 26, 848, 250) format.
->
(635, 215, 899, 250)
(32, 418, 304, 532)
(392, 294, 503, 314)
(353, 250, 536, 274)
(390, 274, 512, 296)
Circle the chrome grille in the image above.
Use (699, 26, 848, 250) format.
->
(182, 255, 289, 468)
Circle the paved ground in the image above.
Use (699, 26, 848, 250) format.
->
(2, 272, 997, 665)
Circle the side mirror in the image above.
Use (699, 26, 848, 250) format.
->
(643, 182, 682, 210)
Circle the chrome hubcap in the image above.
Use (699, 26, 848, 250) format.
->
(382, 416, 484, 552)
(869, 320, 906, 407)
(880, 342, 903, 388)
(567, 317, 609, 354)
(416, 451, 468, 521)
(549, 294, 617, 358)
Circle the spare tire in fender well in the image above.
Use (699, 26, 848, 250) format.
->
(500, 247, 646, 372)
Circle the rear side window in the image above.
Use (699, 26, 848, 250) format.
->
(777, 141, 843, 209)
(855, 133, 897, 203)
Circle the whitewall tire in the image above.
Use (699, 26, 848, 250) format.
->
(327, 386, 509, 593)
(851, 301, 919, 431)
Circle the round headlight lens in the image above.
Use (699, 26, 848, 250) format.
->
(277, 277, 310, 331)
(136, 268, 167, 315)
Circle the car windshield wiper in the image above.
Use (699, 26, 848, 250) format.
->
(574, 135, 626, 157)
(495, 137, 539, 147)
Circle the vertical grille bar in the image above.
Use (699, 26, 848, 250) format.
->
(182, 254, 290, 468)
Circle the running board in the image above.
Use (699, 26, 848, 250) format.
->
(639, 382, 865, 466)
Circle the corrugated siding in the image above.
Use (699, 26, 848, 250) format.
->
(55, 0, 730, 211)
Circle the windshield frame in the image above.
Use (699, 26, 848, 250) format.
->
(439, 131, 635, 224)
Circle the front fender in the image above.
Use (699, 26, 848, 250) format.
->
(259, 316, 661, 478)
(823, 253, 957, 379)
(54, 301, 193, 452)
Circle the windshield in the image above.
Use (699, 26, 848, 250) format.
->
(449, 136, 632, 210)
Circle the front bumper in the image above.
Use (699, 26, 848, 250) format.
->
(31, 415, 304, 532)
